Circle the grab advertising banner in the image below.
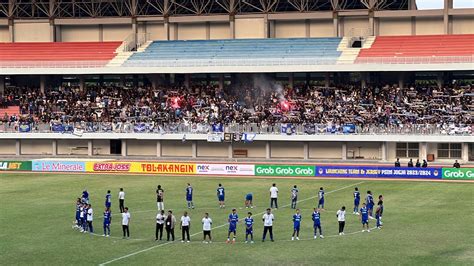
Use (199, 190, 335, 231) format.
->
(255, 165, 315, 177)
(0, 161, 32, 171)
(32, 160, 85, 172)
(442, 168, 474, 180)
(196, 164, 255, 176)
(315, 166, 441, 179)
(86, 162, 196, 174)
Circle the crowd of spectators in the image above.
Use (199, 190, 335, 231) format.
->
(0, 82, 472, 134)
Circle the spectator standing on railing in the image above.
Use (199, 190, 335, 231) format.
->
(395, 158, 401, 167)
(453, 160, 461, 168)
(422, 160, 428, 168)
(415, 159, 421, 168)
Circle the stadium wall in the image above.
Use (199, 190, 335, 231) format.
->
(235, 18, 265, 39)
(377, 18, 412, 36)
(60, 25, 101, 42)
(452, 16, 474, 34)
(0, 25, 9, 42)
(13, 20, 51, 42)
(309, 20, 336, 37)
(2, 139, 471, 164)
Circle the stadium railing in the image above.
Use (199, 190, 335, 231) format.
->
(0, 61, 112, 68)
(0, 122, 471, 136)
(0, 56, 472, 68)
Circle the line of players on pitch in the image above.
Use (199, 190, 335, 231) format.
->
(73, 184, 384, 243)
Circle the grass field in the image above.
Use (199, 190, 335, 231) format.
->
(0, 173, 473, 266)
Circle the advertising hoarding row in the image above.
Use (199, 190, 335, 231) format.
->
(1, 160, 472, 180)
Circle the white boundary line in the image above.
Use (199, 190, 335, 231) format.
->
(98, 181, 365, 266)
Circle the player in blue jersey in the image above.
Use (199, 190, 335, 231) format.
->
(318, 187, 325, 209)
(105, 190, 112, 208)
(217, 184, 225, 208)
(245, 193, 253, 209)
(227, 209, 239, 243)
(82, 189, 89, 204)
(103, 207, 112, 237)
(244, 212, 254, 243)
(376, 195, 384, 229)
(312, 208, 323, 239)
(74, 198, 82, 229)
(366, 191, 375, 219)
(360, 203, 370, 232)
(291, 209, 302, 240)
(353, 187, 360, 214)
(186, 183, 195, 209)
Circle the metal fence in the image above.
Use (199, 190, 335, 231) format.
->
(0, 122, 471, 136)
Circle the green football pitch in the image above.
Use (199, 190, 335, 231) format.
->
(0, 173, 473, 265)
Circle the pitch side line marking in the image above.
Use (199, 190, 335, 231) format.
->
(98, 181, 365, 266)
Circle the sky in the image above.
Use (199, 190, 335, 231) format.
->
(416, 0, 474, 9)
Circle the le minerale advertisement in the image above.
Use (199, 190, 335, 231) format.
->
(0, 161, 32, 171)
(442, 168, 474, 180)
(315, 166, 441, 179)
(32, 160, 86, 172)
(255, 165, 315, 177)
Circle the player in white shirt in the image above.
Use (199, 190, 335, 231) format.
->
(336, 206, 346, 235)
(122, 207, 131, 239)
(262, 208, 275, 242)
(180, 211, 191, 242)
(86, 204, 94, 233)
(118, 188, 125, 213)
(202, 213, 212, 243)
(269, 183, 279, 209)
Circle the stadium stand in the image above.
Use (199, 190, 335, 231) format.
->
(0, 84, 471, 136)
(124, 38, 343, 66)
(0, 42, 122, 67)
(357, 34, 474, 63)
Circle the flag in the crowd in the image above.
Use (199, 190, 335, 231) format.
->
(212, 123, 223, 133)
(18, 123, 31, 133)
(241, 133, 256, 142)
(134, 123, 147, 133)
(207, 134, 223, 142)
(73, 128, 84, 137)
(343, 124, 356, 134)
(63, 125, 74, 133)
(51, 123, 64, 132)
(281, 123, 295, 135)
(304, 124, 316, 134)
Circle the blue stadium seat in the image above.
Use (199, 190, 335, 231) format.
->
(124, 38, 343, 66)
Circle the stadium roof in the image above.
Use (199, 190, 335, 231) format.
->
(0, 0, 411, 19)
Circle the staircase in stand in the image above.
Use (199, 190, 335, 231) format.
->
(337, 36, 375, 64)
(106, 38, 153, 67)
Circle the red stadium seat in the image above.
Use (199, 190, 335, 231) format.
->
(357, 34, 474, 63)
(0, 42, 122, 67)
(0, 106, 20, 117)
